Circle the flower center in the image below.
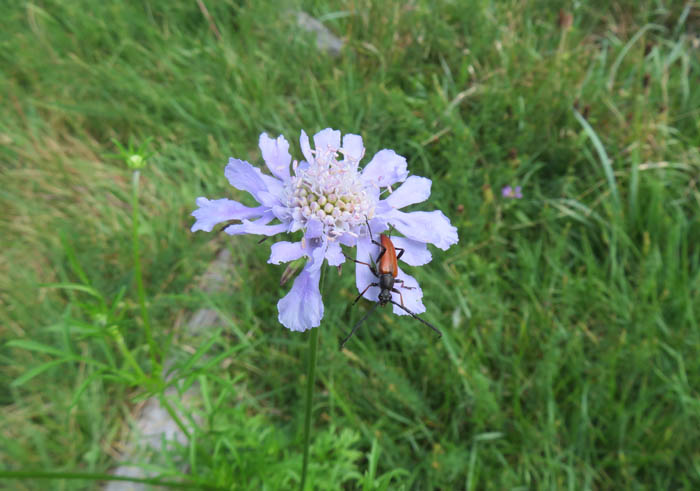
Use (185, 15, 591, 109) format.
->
(287, 145, 375, 238)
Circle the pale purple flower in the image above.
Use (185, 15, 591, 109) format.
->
(502, 185, 522, 199)
(191, 128, 458, 332)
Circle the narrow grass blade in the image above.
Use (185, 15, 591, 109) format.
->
(573, 109, 620, 210)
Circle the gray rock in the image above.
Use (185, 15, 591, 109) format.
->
(296, 11, 344, 57)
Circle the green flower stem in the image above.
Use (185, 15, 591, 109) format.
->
(300, 267, 326, 490)
(131, 170, 158, 370)
(300, 326, 319, 491)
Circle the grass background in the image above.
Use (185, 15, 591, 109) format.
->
(2, 0, 700, 489)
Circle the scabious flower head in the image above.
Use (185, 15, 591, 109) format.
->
(191, 128, 458, 332)
(502, 185, 522, 199)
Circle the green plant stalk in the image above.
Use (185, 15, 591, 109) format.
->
(131, 170, 159, 370)
(299, 326, 319, 491)
(299, 267, 326, 490)
(110, 325, 147, 380)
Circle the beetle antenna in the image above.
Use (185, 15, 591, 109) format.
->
(389, 301, 443, 338)
(339, 302, 381, 350)
(364, 216, 374, 243)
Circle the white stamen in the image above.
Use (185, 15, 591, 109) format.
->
(285, 140, 377, 240)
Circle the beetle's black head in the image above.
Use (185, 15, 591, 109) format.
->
(378, 289, 392, 305)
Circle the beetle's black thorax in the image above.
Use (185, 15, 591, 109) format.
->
(378, 273, 394, 291)
(378, 273, 394, 305)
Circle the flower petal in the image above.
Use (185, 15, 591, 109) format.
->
(362, 149, 408, 188)
(338, 233, 359, 247)
(342, 133, 364, 164)
(224, 212, 289, 236)
(259, 133, 291, 182)
(313, 128, 341, 152)
(190, 198, 265, 232)
(305, 218, 323, 239)
(224, 158, 282, 208)
(271, 204, 292, 223)
(259, 173, 285, 202)
(391, 266, 425, 316)
(373, 200, 393, 219)
(384, 176, 432, 209)
(268, 241, 306, 264)
(305, 237, 327, 272)
(278, 266, 324, 331)
(390, 236, 432, 266)
(325, 240, 345, 266)
(224, 158, 265, 196)
(229, 221, 288, 236)
(300, 129, 313, 164)
(384, 209, 458, 250)
(366, 216, 389, 237)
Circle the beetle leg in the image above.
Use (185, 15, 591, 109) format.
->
(394, 247, 405, 261)
(354, 282, 379, 305)
(394, 279, 414, 290)
(391, 287, 405, 307)
(343, 253, 378, 276)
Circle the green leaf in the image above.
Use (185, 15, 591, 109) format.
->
(6, 339, 69, 357)
(12, 359, 71, 386)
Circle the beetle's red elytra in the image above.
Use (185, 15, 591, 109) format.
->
(378, 234, 398, 278)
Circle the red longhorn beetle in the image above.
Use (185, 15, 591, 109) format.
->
(340, 221, 443, 349)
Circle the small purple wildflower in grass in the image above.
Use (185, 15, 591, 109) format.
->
(191, 128, 458, 332)
(502, 185, 523, 199)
